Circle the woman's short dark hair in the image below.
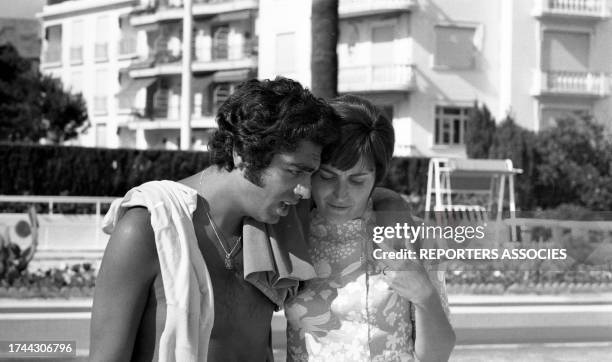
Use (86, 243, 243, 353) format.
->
(324, 95, 395, 184)
(208, 77, 339, 184)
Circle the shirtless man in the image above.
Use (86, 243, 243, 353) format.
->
(89, 78, 338, 361)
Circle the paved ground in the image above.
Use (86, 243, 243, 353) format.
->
(272, 343, 612, 362)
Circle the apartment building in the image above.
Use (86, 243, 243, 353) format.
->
(39, 0, 612, 155)
(38, 0, 140, 148)
(122, 0, 257, 149)
(259, 0, 612, 157)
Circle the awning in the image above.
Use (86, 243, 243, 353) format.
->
(212, 69, 251, 83)
(116, 77, 156, 98)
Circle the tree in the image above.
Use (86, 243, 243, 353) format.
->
(465, 102, 496, 158)
(535, 114, 612, 211)
(311, 0, 339, 99)
(0, 43, 88, 143)
(488, 116, 539, 209)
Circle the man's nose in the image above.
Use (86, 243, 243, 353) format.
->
(294, 176, 312, 199)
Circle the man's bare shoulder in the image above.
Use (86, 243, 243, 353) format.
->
(101, 207, 159, 278)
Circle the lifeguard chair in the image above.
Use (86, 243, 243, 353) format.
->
(424, 158, 522, 241)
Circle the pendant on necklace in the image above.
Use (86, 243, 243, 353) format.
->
(224, 256, 233, 270)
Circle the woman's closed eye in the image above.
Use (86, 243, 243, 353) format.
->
(318, 170, 335, 180)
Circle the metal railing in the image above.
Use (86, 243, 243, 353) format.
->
(0, 195, 118, 251)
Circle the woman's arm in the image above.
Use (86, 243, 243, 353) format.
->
(379, 245, 455, 361)
(412, 278, 455, 362)
(89, 208, 158, 361)
(372, 187, 456, 361)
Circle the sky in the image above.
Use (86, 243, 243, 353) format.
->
(0, 0, 46, 19)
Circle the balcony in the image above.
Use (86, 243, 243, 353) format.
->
(339, 64, 416, 93)
(128, 43, 256, 78)
(130, 0, 258, 27)
(339, 0, 417, 18)
(532, 70, 610, 98)
(533, 0, 610, 20)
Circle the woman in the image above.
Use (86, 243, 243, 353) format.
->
(285, 95, 456, 361)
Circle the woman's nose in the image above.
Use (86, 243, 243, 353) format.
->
(333, 181, 349, 199)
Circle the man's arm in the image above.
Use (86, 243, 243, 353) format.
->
(90, 207, 158, 361)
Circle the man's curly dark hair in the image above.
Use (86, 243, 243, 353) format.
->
(209, 77, 339, 185)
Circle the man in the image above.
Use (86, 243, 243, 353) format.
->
(90, 78, 338, 361)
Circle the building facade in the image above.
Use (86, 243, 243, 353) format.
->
(259, 0, 612, 157)
(38, 0, 140, 148)
(39, 0, 612, 155)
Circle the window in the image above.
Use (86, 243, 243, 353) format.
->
(43, 25, 62, 64)
(212, 25, 229, 60)
(434, 106, 470, 145)
(95, 16, 111, 61)
(275, 32, 296, 74)
(541, 31, 589, 72)
(540, 107, 590, 129)
(434, 25, 477, 69)
(70, 20, 84, 64)
(96, 123, 107, 147)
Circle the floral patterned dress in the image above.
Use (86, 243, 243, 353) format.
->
(285, 203, 450, 362)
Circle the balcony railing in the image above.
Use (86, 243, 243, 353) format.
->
(339, 0, 417, 17)
(533, 70, 610, 97)
(339, 64, 416, 92)
(533, 0, 610, 18)
(69, 46, 83, 64)
(95, 43, 109, 62)
(43, 45, 62, 65)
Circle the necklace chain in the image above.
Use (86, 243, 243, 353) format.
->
(199, 171, 243, 270)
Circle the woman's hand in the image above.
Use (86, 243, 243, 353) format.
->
(376, 241, 436, 307)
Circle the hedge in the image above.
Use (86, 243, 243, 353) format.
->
(0, 143, 210, 196)
(0, 143, 431, 198)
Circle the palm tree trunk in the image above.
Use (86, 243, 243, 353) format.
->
(311, 0, 339, 99)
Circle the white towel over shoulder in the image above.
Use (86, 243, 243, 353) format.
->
(102, 180, 214, 362)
